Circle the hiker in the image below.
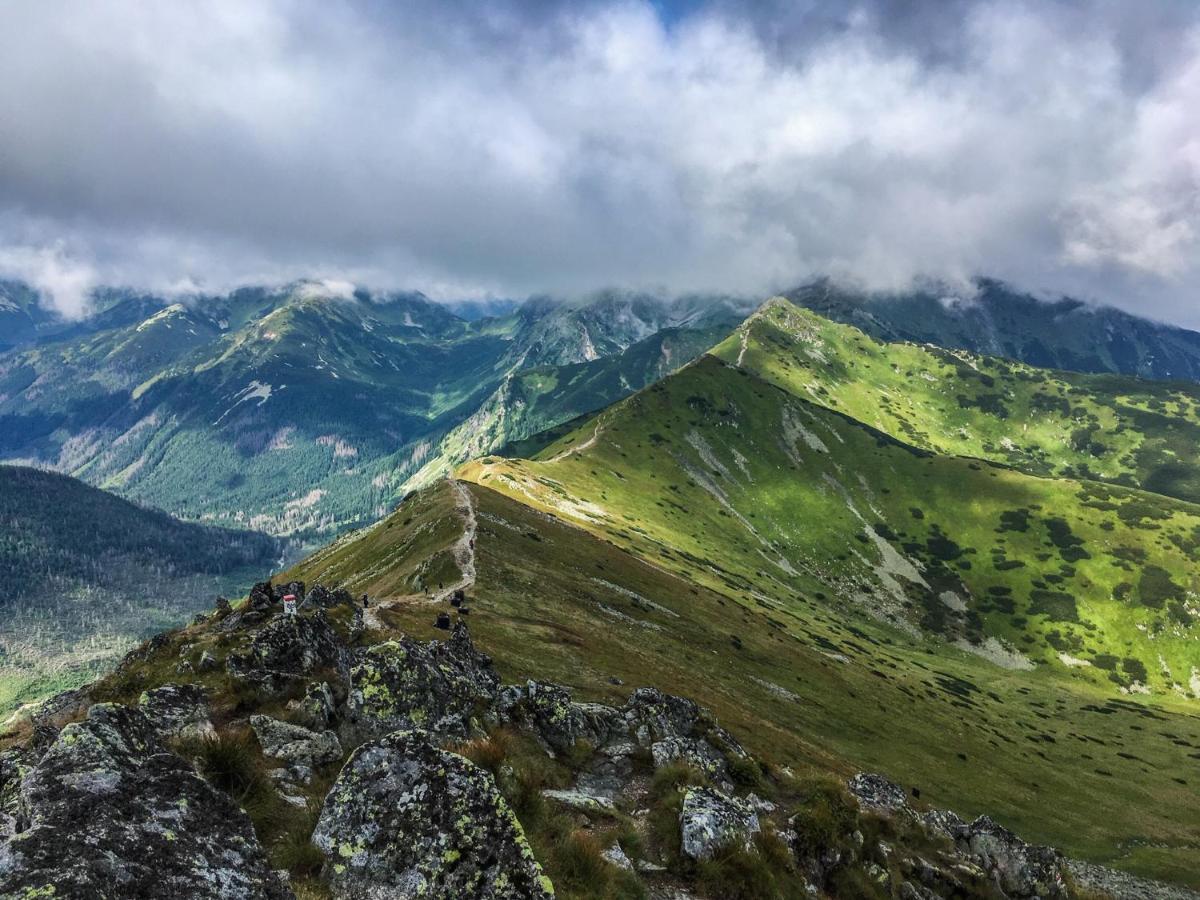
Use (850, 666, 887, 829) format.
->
(361, 594, 369, 608)
(282, 593, 298, 617)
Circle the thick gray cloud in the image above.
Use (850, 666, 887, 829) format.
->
(0, 0, 1197, 325)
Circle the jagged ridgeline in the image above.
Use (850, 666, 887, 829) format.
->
(0, 282, 748, 540)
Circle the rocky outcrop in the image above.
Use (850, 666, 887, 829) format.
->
(139, 682, 215, 740)
(0, 704, 290, 899)
(344, 622, 499, 741)
(251, 714, 343, 768)
(1067, 859, 1200, 900)
(848, 771, 910, 813)
(226, 608, 347, 690)
(312, 729, 553, 899)
(679, 787, 760, 860)
(288, 680, 339, 730)
(305, 584, 353, 609)
(849, 772, 1068, 899)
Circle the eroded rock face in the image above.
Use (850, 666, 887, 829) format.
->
(344, 622, 499, 741)
(312, 729, 553, 899)
(139, 682, 215, 741)
(227, 609, 347, 690)
(679, 787, 760, 861)
(0, 704, 290, 899)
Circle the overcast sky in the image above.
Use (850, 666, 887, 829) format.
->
(1, 1, 1198, 325)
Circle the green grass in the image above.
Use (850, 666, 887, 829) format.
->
(713, 298, 1200, 504)
(466, 354, 1200, 693)
(286, 479, 1200, 886)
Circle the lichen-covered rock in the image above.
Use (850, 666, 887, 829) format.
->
(957, 816, 1066, 898)
(30, 686, 92, 736)
(226, 609, 347, 690)
(679, 787, 760, 861)
(651, 736, 731, 787)
(250, 714, 343, 768)
(306, 584, 353, 609)
(851, 772, 1068, 898)
(496, 682, 625, 756)
(848, 772, 911, 814)
(0, 749, 30, 839)
(0, 703, 291, 898)
(139, 682, 215, 741)
(288, 680, 339, 730)
(344, 622, 498, 740)
(623, 688, 703, 744)
(542, 789, 617, 815)
(312, 729, 553, 899)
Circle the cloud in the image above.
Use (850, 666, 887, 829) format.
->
(0, 242, 97, 319)
(0, 0, 1197, 324)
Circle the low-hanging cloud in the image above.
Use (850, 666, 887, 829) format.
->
(0, 0, 1197, 324)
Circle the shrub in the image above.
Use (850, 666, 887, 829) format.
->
(788, 775, 859, 860)
(452, 730, 512, 775)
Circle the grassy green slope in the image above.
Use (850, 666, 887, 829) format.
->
(713, 298, 1200, 505)
(465, 354, 1200, 695)
(287, 479, 1200, 886)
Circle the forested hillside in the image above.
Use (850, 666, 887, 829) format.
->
(0, 465, 283, 714)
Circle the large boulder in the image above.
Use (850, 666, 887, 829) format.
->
(312, 729, 553, 899)
(497, 682, 625, 756)
(226, 609, 347, 689)
(679, 787, 760, 861)
(344, 623, 499, 741)
(0, 703, 290, 898)
(251, 714, 343, 768)
(848, 772, 911, 815)
(139, 682, 215, 741)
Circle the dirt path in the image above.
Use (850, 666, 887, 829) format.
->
(360, 479, 478, 631)
(548, 420, 604, 463)
(434, 479, 478, 603)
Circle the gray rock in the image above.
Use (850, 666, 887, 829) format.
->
(497, 682, 625, 755)
(197, 650, 220, 673)
(602, 842, 634, 871)
(250, 715, 342, 768)
(344, 622, 499, 741)
(1067, 859, 1200, 900)
(0, 703, 291, 899)
(312, 729, 553, 899)
(542, 789, 617, 815)
(139, 682, 215, 741)
(624, 688, 704, 744)
(226, 609, 347, 690)
(288, 680, 338, 730)
(962, 816, 1065, 898)
(848, 772, 911, 814)
(651, 736, 731, 787)
(679, 787, 760, 861)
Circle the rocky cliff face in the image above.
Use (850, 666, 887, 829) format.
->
(1, 583, 1193, 899)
